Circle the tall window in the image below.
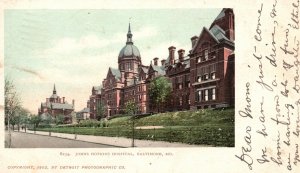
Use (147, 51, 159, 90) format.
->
(212, 88, 216, 100)
(210, 63, 217, 80)
(196, 90, 202, 102)
(205, 90, 208, 101)
(178, 76, 183, 89)
(125, 62, 132, 71)
(197, 76, 201, 82)
(211, 72, 216, 79)
(203, 74, 209, 81)
(186, 94, 190, 105)
(179, 97, 183, 106)
(204, 49, 209, 60)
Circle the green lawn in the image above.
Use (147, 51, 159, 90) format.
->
(35, 108, 235, 147)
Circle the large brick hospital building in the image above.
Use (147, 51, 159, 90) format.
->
(88, 8, 235, 118)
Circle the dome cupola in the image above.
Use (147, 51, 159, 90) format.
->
(118, 23, 141, 62)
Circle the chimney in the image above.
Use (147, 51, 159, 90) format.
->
(224, 8, 234, 41)
(153, 57, 159, 66)
(72, 99, 75, 108)
(62, 97, 65, 103)
(178, 49, 185, 62)
(168, 46, 176, 65)
(191, 36, 198, 48)
(161, 59, 166, 66)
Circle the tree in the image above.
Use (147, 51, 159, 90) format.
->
(125, 100, 138, 147)
(125, 100, 138, 116)
(43, 114, 53, 125)
(55, 114, 64, 125)
(17, 107, 30, 131)
(148, 76, 171, 113)
(29, 115, 41, 130)
(4, 77, 21, 128)
(96, 101, 105, 121)
(19, 112, 30, 131)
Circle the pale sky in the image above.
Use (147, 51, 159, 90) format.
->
(4, 9, 221, 114)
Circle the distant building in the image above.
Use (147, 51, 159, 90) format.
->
(38, 84, 75, 123)
(76, 108, 90, 121)
(86, 8, 235, 118)
(89, 86, 101, 119)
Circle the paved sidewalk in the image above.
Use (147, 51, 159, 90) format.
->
(15, 129, 205, 147)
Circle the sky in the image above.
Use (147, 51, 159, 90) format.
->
(4, 9, 221, 114)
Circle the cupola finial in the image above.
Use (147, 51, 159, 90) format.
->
(53, 84, 56, 94)
(126, 21, 133, 44)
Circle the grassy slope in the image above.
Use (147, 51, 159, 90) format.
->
(108, 108, 234, 127)
(36, 108, 235, 147)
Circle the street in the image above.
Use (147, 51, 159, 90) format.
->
(5, 131, 119, 148)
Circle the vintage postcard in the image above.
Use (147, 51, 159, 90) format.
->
(0, 0, 299, 173)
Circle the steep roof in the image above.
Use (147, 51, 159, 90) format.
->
(93, 86, 101, 91)
(51, 103, 74, 110)
(141, 66, 149, 73)
(151, 64, 166, 75)
(78, 107, 90, 113)
(50, 94, 58, 99)
(209, 25, 230, 42)
(42, 102, 51, 108)
(109, 67, 121, 80)
(214, 8, 226, 21)
(191, 25, 233, 54)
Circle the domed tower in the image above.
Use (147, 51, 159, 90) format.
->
(118, 23, 141, 81)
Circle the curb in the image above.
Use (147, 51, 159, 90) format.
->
(13, 131, 127, 148)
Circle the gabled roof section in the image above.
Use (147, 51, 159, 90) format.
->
(141, 66, 149, 74)
(78, 107, 90, 113)
(51, 103, 74, 110)
(93, 86, 101, 91)
(41, 102, 51, 108)
(210, 25, 230, 42)
(108, 67, 121, 80)
(92, 86, 102, 94)
(214, 8, 226, 22)
(191, 25, 233, 54)
(150, 64, 166, 76)
(191, 27, 219, 54)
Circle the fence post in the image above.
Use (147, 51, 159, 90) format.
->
(153, 128, 156, 141)
(74, 126, 77, 140)
(189, 128, 192, 143)
(117, 127, 120, 137)
(93, 126, 96, 136)
(169, 127, 171, 143)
